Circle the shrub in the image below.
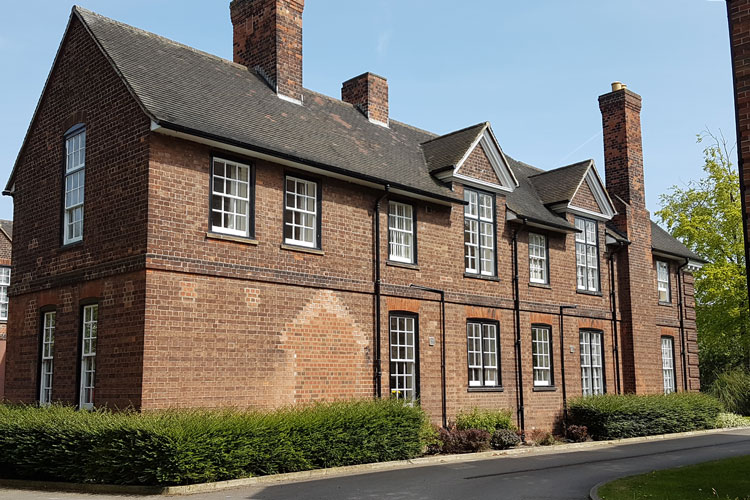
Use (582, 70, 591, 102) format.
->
(0, 399, 430, 486)
(454, 408, 515, 434)
(568, 393, 723, 440)
(565, 425, 589, 443)
(435, 428, 490, 454)
(490, 429, 520, 450)
(715, 412, 750, 428)
(527, 428, 557, 446)
(710, 369, 750, 416)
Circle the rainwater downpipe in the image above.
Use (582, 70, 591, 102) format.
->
(677, 259, 689, 392)
(409, 284, 447, 429)
(559, 304, 577, 431)
(608, 242, 625, 394)
(373, 185, 389, 399)
(511, 222, 526, 441)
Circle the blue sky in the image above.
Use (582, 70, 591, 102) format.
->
(0, 1, 735, 222)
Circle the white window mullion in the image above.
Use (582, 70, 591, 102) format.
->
(532, 326, 551, 386)
(390, 315, 417, 402)
(211, 158, 251, 237)
(662, 337, 675, 394)
(388, 202, 414, 263)
(40, 311, 56, 405)
(464, 189, 495, 276)
(79, 304, 98, 410)
(284, 176, 318, 248)
(64, 129, 86, 245)
(529, 233, 547, 284)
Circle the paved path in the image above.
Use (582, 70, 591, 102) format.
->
(2, 429, 749, 500)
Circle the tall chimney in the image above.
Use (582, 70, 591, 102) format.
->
(230, 0, 304, 103)
(598, 83, 645, 210)
(341, 72, 389, 127)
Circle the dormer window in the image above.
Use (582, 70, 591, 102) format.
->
(464, 188, 495, 276)
(575, 217, 599, 292)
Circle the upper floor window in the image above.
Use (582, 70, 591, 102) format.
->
(79, 304, 98, 410)
(211, 157, 252, 237)
(284, 176, 319, 248)
(661, 336, 676, 395)
(657, 260, 670, 303)
(40, 311, 55, 406)
(0, 266, 9, 321)
(529, 233, 548, 284)
(64, 128, 86, 245)
(580, 330, 604, 396)
(467, 320, 500, 387)
(388, 201, 415, 264)
(464, 188, 495, 276)
(532, 325, 552, 387)
(575, 217, 599, 292)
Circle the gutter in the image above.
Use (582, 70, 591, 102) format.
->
(677, 259, 689, 392)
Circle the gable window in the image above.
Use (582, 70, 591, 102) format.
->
(575, 217, 599, 292)
(580, 330, 604, 396)
(657, 260, 670, 303)
(64, 128, 86, 244)
(79, 304, 98, 410)
(389, 314, 418, 402)
(211, 157, 252, 237)
(388, 201, 415, 263)
(467, 321, 500, 387)
(532, 325, 552, 387)
(284, 176, 319, 248)
(528, 233, 548, 284)
(39, 311, 55, 405)
(661, 336, 676, 394)
(0, 266, 9, 321)
(464, 188, 495, 276)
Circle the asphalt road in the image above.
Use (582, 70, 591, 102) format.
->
(2, 429, 749, 500)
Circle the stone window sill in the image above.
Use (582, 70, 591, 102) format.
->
(467, 386, 504, 393)
(658, 301, 673, 307)
(576, 289, 603, 297)
(386, 260, 420, 271)
(281, 243, 324, 256)
(532, 386, 558, 392)
(464, 272, 500, 282)
(529, 282, 551, 289)
(206, 232, 258, 245)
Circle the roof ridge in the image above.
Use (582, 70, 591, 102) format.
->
(528, 158, 591, 178)
(73, 6, 248, 71)
(420, 122, 488, 146)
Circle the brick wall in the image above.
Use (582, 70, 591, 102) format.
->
(0, 231, 10, 399)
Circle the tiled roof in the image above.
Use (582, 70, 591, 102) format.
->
(528, 160, 592, 206)
(0, 220, 12, 240)
(651, 221, 705, 262)
(422, 123, 487, 172)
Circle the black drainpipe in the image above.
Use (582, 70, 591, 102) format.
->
(511, 223, 526, 442)
(410, 284, 447, 428)
(677, 259, 689, 392)
(559, 305, 577, 431)
(373, 186, 390, 398)
(608, 242, 625, 394)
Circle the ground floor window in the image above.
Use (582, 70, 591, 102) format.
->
(580, 330, 604, 396)
(467, 321, 500, 387)
(532, 325, 552, 386)
(389, 314, 417, 402)
(39, 311, 55, 405)
(661, 336, 676, 394)
(79, 304, 98, 409)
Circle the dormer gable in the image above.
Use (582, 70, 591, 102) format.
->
(424, 123, 518, 193)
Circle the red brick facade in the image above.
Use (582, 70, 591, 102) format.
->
(3, 3, 700, 433)
(0, 227, 10, 400)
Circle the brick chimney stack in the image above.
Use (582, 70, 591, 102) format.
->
(598, 82, 646, 211)
(341, 72, 389, 127)
(230, 0, 304, 103)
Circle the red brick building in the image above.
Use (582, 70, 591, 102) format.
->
(0, 220, 12, 400)
(3, 1, 704, 431)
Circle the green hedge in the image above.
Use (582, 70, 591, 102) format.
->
(0, 399, 430, 486)
(454, 407, 515, 433)
(568, 393, 723, 440)
(710, 369, 750, 416)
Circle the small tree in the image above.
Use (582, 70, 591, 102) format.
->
(656, 132, 749, 387)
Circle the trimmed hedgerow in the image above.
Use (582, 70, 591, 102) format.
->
(568, 393, 723, 440)
(454, 407, 515, 434)
(0, 399, 430, 486)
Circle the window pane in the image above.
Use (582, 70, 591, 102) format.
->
(390, 315, 417, 402)
(284, 177, 318, 247)
(388, 202, 415, 263)
(211, 158, 252, 237)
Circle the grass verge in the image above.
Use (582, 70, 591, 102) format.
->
(597, 455, 750, 500)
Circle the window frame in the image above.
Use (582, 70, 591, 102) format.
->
(531, 324, 554, 387)
(575, 217, 600, 292)
(387, 200, 417, 264)
(657, 260, 671, 303)
(78, 303, 98, 410)
(661, 335, 676, 395)
(388, 312, 420, 403)
(528, 232, 549, 285)
(283, 173, 322, 250)
(0, 266, 10, 321)
(209, 154, 255, 239)
(466, 319, 502, 389)
(62, 124, 86, 246)
(463, 187, 497, 277)
(38, 310, 56, 406)
(580, 329, 606, 396)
